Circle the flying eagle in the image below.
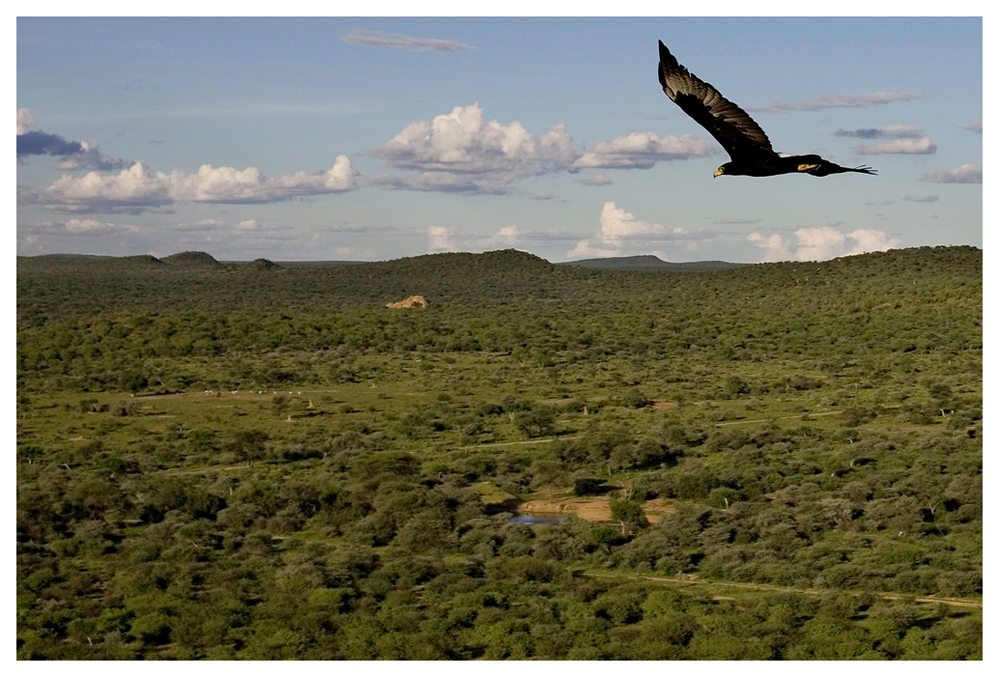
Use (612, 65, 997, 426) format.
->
(657, 41, 877, 178)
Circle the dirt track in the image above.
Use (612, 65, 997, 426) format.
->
(586, 571, 983, 608)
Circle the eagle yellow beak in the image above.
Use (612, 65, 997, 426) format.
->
(714, 167, 725, 177)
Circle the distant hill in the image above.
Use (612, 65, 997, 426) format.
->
(271, 260, 365, 268)
(249, 258, 281, 270)
(35, 253, 115, 260)
(161, 251, 221, 267)
(561, 254, 744, 272)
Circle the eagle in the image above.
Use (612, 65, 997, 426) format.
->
(657, 40, 876, 178)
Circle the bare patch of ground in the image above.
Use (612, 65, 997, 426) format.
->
(517, 494, 674, 524)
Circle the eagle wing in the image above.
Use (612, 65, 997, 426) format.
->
(658, 41, 776, 163)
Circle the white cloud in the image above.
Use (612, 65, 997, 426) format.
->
(17, 108, 34, 135)
(921, 163, 982, 184)
(372, 103, 578, 194)
(428, 225, 454, 252)
(750, 91, 919, 113)
(855, 136, 936, 155)
(793, 226, 847, 261)
(30, 156, 360, 211)
(903, 194, 940, 203)
(342, 28, 473, 53)
(496, 225, 519, 245)
(748, 232, 793, 262)
(568, 202, 694, 259)
(963, 120, 983, 134)
(598, 202, 667, 245)
(750, 226, 899, 262)
(481, 225, 521, 248)
(578, 173, 612, 186)
(373, 104, 718, 194)
(573, 132, 714, 169)
(845, 229, 901, 256)
(567, 238, 616, 259)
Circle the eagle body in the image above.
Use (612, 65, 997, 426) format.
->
(658, 41, 876, 178)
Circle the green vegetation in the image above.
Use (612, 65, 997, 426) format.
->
(16, 246, 982, 659)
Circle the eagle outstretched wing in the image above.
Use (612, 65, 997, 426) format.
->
(657, 41, 776, 163)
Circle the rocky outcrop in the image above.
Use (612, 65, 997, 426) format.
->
(386, 295, 428, 309)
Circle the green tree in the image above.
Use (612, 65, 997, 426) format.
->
(229, 430, 269, 467)
(609, 495, 648, 534)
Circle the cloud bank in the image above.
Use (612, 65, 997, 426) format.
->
(749, 226, 900, 262)
(342, 29, 473, 53)
(749, 91, 919, 113)
(834, 125, 923, 139)
(572, 132, 714, 169)
(855, 136, 937, 155)
(26, 157, 360, 212)
(834, 125, 936, 154)
(920, 163, 982, 184)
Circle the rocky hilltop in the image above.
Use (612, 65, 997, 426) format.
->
(386, 295, 429, 309)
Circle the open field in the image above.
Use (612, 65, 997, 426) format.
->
(16, 246, 982, 659)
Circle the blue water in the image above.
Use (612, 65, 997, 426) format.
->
(510, 514, 563, 525)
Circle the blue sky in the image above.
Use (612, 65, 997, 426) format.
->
(16, 15, 983, 263)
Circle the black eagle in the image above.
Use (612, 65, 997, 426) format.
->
(657, 40, 877, 178)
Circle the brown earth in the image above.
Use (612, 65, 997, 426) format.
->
(517, 495, 674, 524)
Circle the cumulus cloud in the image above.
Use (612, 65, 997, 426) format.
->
(342, 28, 473, 52)
(496, 225, 519, 244)
(428, 225, 455, 252)
(17, 108, 130, 170)
(963, 120, 982, 134)
(597, 202, 671, 245)
(749, 226, 900, 262)
(372, 104, 724, 194)
(567, 239, 616, 259)
(372, 103, 579, 194)
(747, 232, 793, 262)
(568, 202, 696, 259)
(749, 91, 919, 113)
(903, 194, 940, 203)
(573, 132, 714, 169)
(855, 136, 937, 155)
(29, 156, 360, 212)
(480, 225, 521, 248)
(528, 192, 554, 201)
(920, 163, 982, 184)
(845, 229, 900, 256)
